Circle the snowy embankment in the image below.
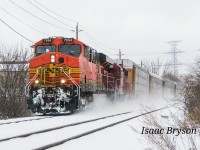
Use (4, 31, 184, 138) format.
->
(49, 98, 199, 150)
(0, 97, 198, 150)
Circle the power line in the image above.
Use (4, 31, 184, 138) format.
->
(26, 0, 75, 29)
(79, 24, 118, 51)
(33, 0, 77, 23)
(0, 18, 34, 43)
(21, 0, 118, 56)
(30, 0, 83, 39)
(9, 0, 72, 32)
(78, 24, 118, 56)
(81, 33, 115, 55)
(0, 6, 50, 37)
(30, 0, 118, 54)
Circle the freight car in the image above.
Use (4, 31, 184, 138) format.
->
(116, 59, 183, 99)
(116, 59, 149, 98)
(162, 78, 176, 99)
(149, 73, 163, 98)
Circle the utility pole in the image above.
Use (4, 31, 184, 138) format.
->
(75, 22, 83, 40)
(76, 22, 78, 40)
(165, 41, 183, 76)
(119, 49, 122, 60)
(117, 49, 124, 62)
(115, 50, 124, 95)
(116, 49, 124, 66)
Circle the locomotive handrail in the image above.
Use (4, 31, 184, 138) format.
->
(108, 80, 114, 89)
(62, 68, 80, 104)
(25, 67, 40, 97)
(97, 73, 114, 91)
(107, 76, 115, 90)
(115, 79, 120, 90)
(68, 69, 80, 100)
(115, 63, 124, 95)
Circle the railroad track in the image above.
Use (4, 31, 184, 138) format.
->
(0, 112, 73, 126)
(34, 106, 168, 150)
(0, 106, 170, 150)
(0, 111, 132, 142)
(0, 116, 53, 126)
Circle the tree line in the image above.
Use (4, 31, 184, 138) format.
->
(0, 45, 31, 119)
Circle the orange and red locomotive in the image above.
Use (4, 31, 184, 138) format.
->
(26, 37, 128, 113)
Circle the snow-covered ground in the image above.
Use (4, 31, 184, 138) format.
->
(0, 97, 199, 150)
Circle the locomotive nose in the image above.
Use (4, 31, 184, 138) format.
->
(60, 79, 66, 84)
(58, 57, 64, 63)
(50, 55, 56, 63)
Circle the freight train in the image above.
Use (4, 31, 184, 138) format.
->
(26, 37, 184, 114)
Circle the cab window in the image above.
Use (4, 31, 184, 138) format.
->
(88, 48, 97, 63)
(58, 44, 81, 57)
(36, 45, 56, 56)
(84, 45, 89, 58)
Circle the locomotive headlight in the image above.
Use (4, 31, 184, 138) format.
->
(60, 79, 66, 84)
(51, 55, 55, 63)
(35, 79, 39, 84)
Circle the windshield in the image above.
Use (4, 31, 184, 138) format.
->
(36, 45, 56, 56)
(58, 44, 81, 57)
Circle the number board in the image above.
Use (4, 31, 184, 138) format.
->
(63, 38, 73, 42)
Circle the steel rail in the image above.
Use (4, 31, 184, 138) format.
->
(0, 111, 132, 142)
(0, 116, 54, 126)
(34, 106, 169, 150)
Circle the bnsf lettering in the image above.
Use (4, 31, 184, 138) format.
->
(45, 68, 62, 73)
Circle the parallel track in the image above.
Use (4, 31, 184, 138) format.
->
(0, 111, 132, 142)
(34, 106, 169, 150)
(0, 112, 73, 126)
(0, 105, 173, 150)
(0, 116, 53, 126)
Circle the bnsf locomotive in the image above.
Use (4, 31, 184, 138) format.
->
(26, 37, 184, 114)
(26, 37, 128, 113)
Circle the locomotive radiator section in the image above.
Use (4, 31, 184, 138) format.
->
(27, 65, 81, 114)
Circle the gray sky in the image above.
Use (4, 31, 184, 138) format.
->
(1, 0, 200, 74)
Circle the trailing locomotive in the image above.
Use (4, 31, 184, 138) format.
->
(26, 37, 184, 114)
(26, 37, 128, 114)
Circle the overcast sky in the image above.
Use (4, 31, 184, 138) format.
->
(1, 0, 200, 74)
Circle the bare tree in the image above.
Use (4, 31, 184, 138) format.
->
(162, 61, 180, 82)
(142, 58, 162, 75)
(184, 59, 200, 123)
(0, 45, 31, 119)
(140, 57, 200, 149)
(142, 58, 180, 82)
(140, 108, 200, 150)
